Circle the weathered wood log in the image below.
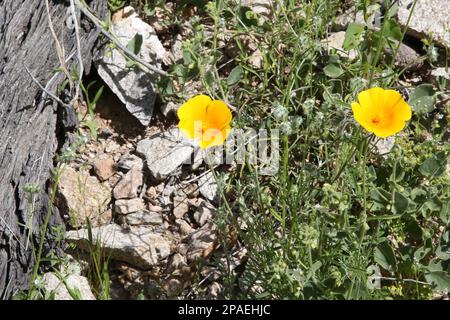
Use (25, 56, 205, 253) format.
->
(0, 0, 107, 299)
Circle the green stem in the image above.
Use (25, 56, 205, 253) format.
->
(359, 134, 374, 248)
(27, 166, 62, 299)
(332, 127, 361, 183)
(368, 0, 390, 86)
(389, 0, 418, 73)
(204, 150, 236, 296)
(281, 134, 289, 240)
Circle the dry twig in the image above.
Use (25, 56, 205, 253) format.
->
(75, 0, 169, 77)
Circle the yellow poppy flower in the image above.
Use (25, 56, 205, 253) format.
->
(351, 87, 412, 138)
(177, 95, 232, 149)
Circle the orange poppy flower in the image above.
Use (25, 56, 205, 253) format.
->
(177, 95, 232, 149)
(351, 87, 412, 138)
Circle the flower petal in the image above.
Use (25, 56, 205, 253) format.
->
(205, 100, 232, 130)
(352, 102, 372, 130)
(177, 95, 211, 123)
(199, 125, 231, 149)
(383, 89, 412, 121)
(358, 87, 385, 113)
(372, 119, 406, 138)
(178, 119, 197, 139)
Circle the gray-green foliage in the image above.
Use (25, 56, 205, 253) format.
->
(162, 0, 449, 299)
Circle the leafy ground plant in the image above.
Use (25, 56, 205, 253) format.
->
(160, 0, 450, 299)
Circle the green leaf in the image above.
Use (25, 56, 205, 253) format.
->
(182, 49, 192, 66)
(419, 155, 446, 177)
(91, 86, 104, 109)
(392, 191, 409, 215)
(204, 71, 215, 87)
(408, 84, 436, 114)
(126, 33, 143, 55)
(424, 198, 442, 213)
(383, 19, 402, 41)
(305, 261, 322, 281)
(370, 188, 391, 205)
(387, 2, 399, 18)
(227, 66, 243, 86)
(389, 163, 405, 183)
(65, 283, 82, 300)
(174, 64, 187, 78)
(427, 260, 441, 272)
(269, 208, 282, 222)
(239, 7, 259, 27)
(108, 0, 126, 12)
(439, 201, 450, 224)
(411, 187, 427, 202)
(374, 241, 397, 272)
(405, 219, 423, 241)
(436, 230, 450, 260)
(143, 3, 155, 17)
(343, 23, 365, 50)
(323, 63, 343, 78)
(424, 271, 450, 292)
(414, 244, 432, 262)
(86, 119, 98, 141)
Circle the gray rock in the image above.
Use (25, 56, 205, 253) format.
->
(122, 209, 163, 226)
(323, 31, 357, 60)
(200, 266, 221, 281)
(193, 201, 215, 227)
(249, 49, 263, 68)
(105, 140, 121, 154)
(170, 34, 184, 64)
(204, 146, 226, 166)
(66, 224, 171, 269)
(176, 219, 195, 236)
(93, 157, 116, 181)
(205, 281, 224, 299)
(198, 172, 218, 202)
(117, 154, 143, 172)
(136, 128, 195, 180)
(190, 148, 205, 170)
(173, 196, 189, 219)
(163, 278, 183, 296)
(160, 101, 179, 118)
(220, 247, 248, 272)
(397, 0, 450, 48)
(96, 6, 167, 126)
(384, 42, 423, 70)
(376, 136, 395, 156)
(333, 8, 376, 31)
(166, 253, 187, 275)
(430, 68, 450, 89)
(62, 254, 88, 277)
(241, 0, 273, 16)
(115, 198, 145, 214)
(113, 169, 143, 199)
(431, 67, 450, 80)
(57, 167, 112, 228)
(179, 224, 217, 262)
(42, 273, 96, 300)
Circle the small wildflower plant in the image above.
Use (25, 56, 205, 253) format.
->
(162, 0, 449, 299)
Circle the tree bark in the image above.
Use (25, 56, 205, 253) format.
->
(0, 0, 107, 299)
